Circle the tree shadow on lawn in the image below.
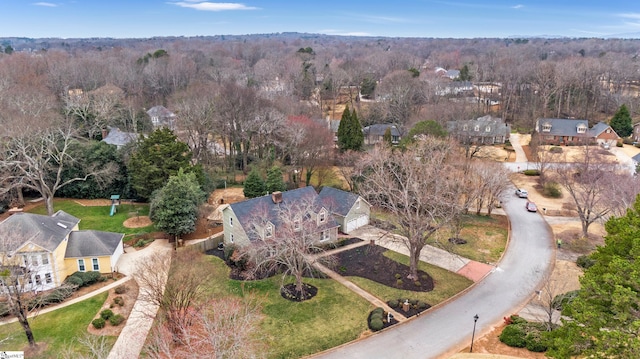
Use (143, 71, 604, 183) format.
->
(335, 243, 434, 292)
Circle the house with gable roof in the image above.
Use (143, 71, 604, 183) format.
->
(101, 126, 138, 149)
(534, 118, 619, 146)
(221, 186, 343, 247)
(0, 211, 124, 291)
(363, 124, 402, 145)
(317, 187, 370, 234)
(447, 115, 510, 145)
(147, 105, 177, 131)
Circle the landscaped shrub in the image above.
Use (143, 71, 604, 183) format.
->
(100, 309, 114, 321)
(549, 146, 563, 153)
(369, 318, 384, 331)
(396, 279, 403, 286)
(394, 273, 401, 279)
(113, 296, 124, 306)
(114, 285, 128, 294)
(576, 255, 595, 269)
(417, 301, 428, 310)
(65, 275, 84, 288)
(542, 182, 562, 198)
(525, 332, 548, 352)
(616, 141, 623, 147)
(523, 169, 540, 176)
(109, 314, 125, 326)
(371, 307, 384, 316)
(499, 324, 527, 348)
(78, 271, 102, 285)
(413, 281, 421, 287)
(388, 299, 399, 308)
(92, 318, 106, 329)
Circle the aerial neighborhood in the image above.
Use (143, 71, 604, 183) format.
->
(1, 30, 640, 359)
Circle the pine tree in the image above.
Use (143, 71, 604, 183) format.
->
(243, 169, 265, 198)
(337, 105, 352, 151)
(337, 105, 363, 152)
(266, 166, 286, 193)
(609, 104, 633, 138)
(350, 109, 364, 151)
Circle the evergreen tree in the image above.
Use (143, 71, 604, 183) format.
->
(149, 169, 206, 243)
(350, 109, 364, 151)
(127, 128, 194, 201)
(383, 127, 393, 146)
(337, 105, 352, 151)
(266, 166, 286, 193)
(609, 104, 633, 138)
(243, 168, 265, 198)
(458, 64, 472, 81)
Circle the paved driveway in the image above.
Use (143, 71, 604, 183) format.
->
(310, 190, 554, 359)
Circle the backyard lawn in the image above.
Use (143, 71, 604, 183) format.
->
(0, 292, 113, 358)
(29, 199, 156, 235)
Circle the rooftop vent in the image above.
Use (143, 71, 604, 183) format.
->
(56, 222, 68, 229)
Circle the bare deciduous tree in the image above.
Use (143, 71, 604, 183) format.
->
(356, 139, 464, 280)
(0, 123, 117, 215)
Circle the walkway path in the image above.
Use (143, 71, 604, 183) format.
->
(508, 133, 528, 163)
(107, 239, 172, 359)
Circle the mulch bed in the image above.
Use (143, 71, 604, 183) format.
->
(335, 243, 435, 292)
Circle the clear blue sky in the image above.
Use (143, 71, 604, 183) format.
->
(2, 1, 640, 39)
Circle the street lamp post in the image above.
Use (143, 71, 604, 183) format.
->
(470, 314, 479, 353)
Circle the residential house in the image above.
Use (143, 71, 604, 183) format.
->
(447, 115, 511, 145)
(363, 124, 402, 145)
(147, 105, 177, 131)
(317, 187, 370, 234)
(632, 122, 640, 143)
(101, 127, 138, 149)
(435, 67, 460, 80)
(435, 81, 473, 96)
(534, 118, 620, 146)
(221, 187, 340, 247)
(0, 211, 124, 291)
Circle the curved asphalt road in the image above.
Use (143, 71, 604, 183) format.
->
(311, 190, 554, 359)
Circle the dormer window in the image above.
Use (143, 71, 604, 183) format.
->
(577, 124, 587, 134)
(474, 125, 480, 132)
(318, 209, 327, 223)
(463, 125, 468, 131)
(542, 123, 552, 132)
(294, 216, 301, 231)
(485, 126, 491, 132)
(265, 223, 274, 238)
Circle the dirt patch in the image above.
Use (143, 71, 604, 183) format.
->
(208, 187, 245, 205)
(123, 216, 152, 228)
(74, 199, 114, 206)
(87, 280, 139, 336)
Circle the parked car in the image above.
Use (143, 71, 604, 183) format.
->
(525, 201, 537, 212)
(515, 188, 528, 198)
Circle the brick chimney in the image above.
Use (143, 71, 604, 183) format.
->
(271, 191, 283, 204)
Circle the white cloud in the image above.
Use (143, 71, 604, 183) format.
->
(33, 2, 57, 7)
(512, 4, 524, 9)
(169, 2, 257, 11)
(619, 13, 640, 20)
(319, 29, 371, 37)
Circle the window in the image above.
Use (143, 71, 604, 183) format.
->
(321, 230, 330, 241)
(319, 209, 326, 223)
(35, 274, 41, 286)
(265, 224, 273, 238)
(462, 125, 468, 131)
(230, 234, 234, 243)
(567, 136, 573, 141)
(485, 126, 491, 132)
(474, 125, 480, 132)
(41, 254, 49, 265)
(78, 259, 86, 272)
(45, 273, 52, 284)
(294, 216, 302, 231)
(92, 258, 100, 271)
(606, 129, 611, 133)
(229, 217, 233, 227)
(542, 123, 552, 132)
(355, 200, 360, 210)
(577, 124, 587, 134)
(30, 255, 38, 266)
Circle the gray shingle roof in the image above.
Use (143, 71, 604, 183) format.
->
(363, 124, 400, 137)
(317, 187, 360, 217)
(65, 230, 124, 258)
(589, 122, 618, 138)
(535, 118, 590, 137)
(0, 211, 80, 253)
(102, 127, 138, 147)
(228, 186, 338, 242)
(447, 115, 510, 137)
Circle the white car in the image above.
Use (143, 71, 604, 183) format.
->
(515, 188, 528, 198)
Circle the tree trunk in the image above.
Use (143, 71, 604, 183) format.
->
(18, 314, 36, 346)
(45, 195, 54, 216)
(581, 220, 590, 238)
(408, 244, 424, 280)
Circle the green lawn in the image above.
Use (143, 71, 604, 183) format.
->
(0, 292, 113, 358)
(29, 199, 156, 235)
(202, 256, 371, 359)
(348, 250, 473, 304)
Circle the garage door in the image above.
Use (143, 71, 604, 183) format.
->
(346, 215, 369, 233)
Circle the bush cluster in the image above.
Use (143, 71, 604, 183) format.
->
(542, 182, 562, 198)
(109, 314, 125, 326)
(499, 316, 548, 353)
(552, 290, 579, 311)
(576, 255, 595, 269)
(92, 318, 106, 329)
(368, 307, 387, 332)
(113, 296, 124, 306)
(114, 285, 128, 294)
(100, 309, 114, 321)
(523, 169, 540, 176)
(549, 146, 563, 153)
(65, 271, 102, 288)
